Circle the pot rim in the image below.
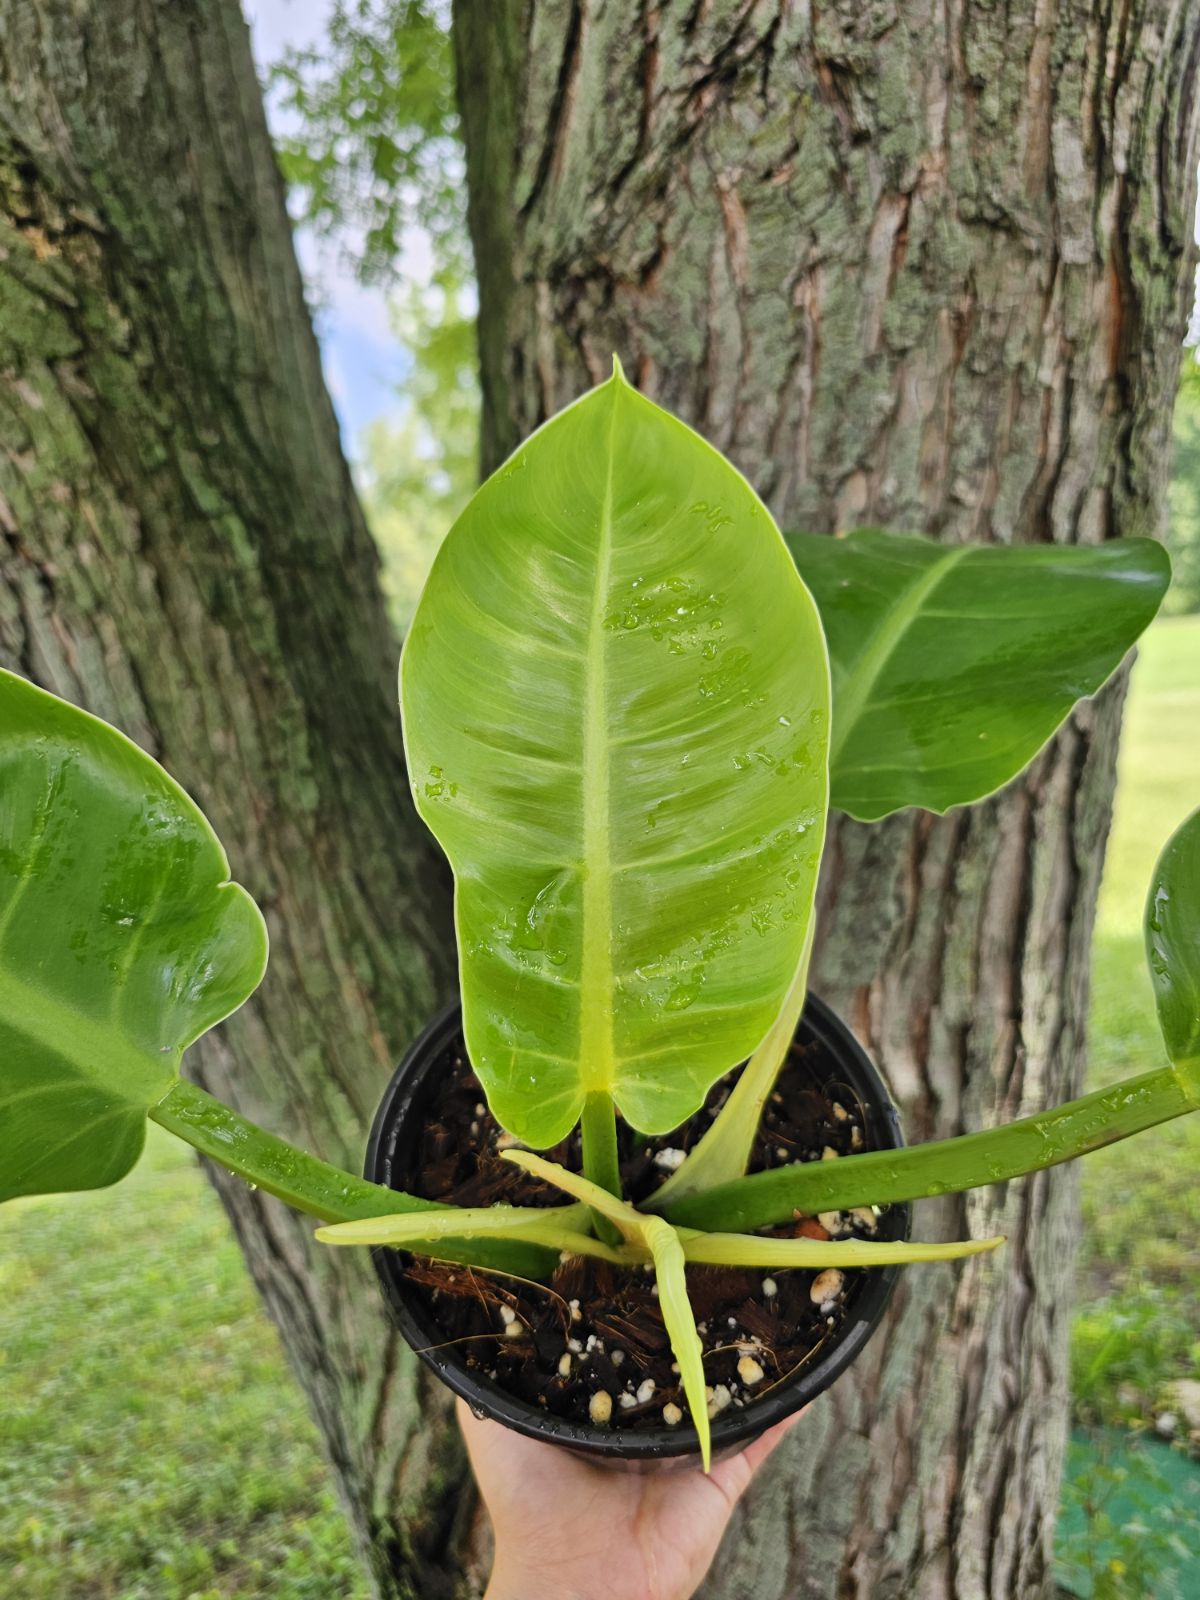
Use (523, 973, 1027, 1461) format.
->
(365, 993, 912, 1463)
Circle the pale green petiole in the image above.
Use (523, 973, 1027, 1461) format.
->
(653, 922, 814, 1207)
(315, 1200, 633, 1265)
(502, 1148, 650, 1243)
(580, 1089, 624, 1245)
(151, 1077, 553, 1278)
(679, 1231, 1005, 1268)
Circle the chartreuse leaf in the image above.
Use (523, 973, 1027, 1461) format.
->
(502, 1149, 999, 1468)
(663, 809, 1200, 1237)
(503, 1148, 715, 1468)
(787, 530, 1170, 821)
(0, 669, 268, 1201)
(401, 364, 830, 1151)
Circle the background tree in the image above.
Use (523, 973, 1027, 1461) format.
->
(0, 5, 466, 1595)
(451, 3, 1200, 1595)
(2, 6, 1198, 1600)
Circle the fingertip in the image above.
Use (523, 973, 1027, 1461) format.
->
(740, 1406, 806, 1476)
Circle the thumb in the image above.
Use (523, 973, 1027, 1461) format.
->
(708, 1407, 806, 1506)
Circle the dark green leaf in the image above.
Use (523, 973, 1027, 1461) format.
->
(787, 529, 1171, 820)
(0, 671, 267, 1202)
(1146, 806, 1200, 1085)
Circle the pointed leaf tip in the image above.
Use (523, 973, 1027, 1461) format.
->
(402, 346, 829, 1149)
(611, 353, 626, 383)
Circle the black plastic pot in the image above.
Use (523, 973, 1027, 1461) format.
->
(365, 994, 911, 1469)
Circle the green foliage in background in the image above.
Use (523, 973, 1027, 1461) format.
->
(359, 283, 478, 631)
(1166, 356, 1200, 615)
(269, 0, 463, 288)
(270, 0, 475, 634)
(1055, 1430, 1200, 1599)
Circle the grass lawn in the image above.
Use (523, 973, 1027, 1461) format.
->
(1070, 617, 1200, 1425)
(0, 621, 1195, 1599)
(0, 1127, 369, 1600)
(1055, 616, 1200, 1598)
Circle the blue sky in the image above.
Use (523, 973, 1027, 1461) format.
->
(247, 0, 412, 452)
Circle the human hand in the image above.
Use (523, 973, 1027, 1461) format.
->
(458, 1398, 803, 1600)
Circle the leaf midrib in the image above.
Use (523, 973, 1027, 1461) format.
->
(0, 962, 172, 1109)
(830, 544, 971, 763)
(578, 391, 619, 1094)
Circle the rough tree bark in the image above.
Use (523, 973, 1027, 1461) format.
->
(453, 3, 1199, 1597)
(0, 5, 471, 1596)
(4, 2, 1197, 1598)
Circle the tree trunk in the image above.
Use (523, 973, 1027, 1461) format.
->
(0, 6, 472, 1595)
(453, 3, 1199, 1597)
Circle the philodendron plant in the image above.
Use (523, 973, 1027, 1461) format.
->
(2, 362, 1196, 1470)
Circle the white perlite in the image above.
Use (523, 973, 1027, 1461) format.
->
(738, 1355, 765, 1386)
(662, 1403, 683, 1426)
(810, 1268, 845, 1306)
(589, 1391, 613, 1425)
(706, 1384, 732, 1417)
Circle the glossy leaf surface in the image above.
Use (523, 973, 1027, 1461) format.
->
(402, 367, 830, 1146)
(663, 1058, 1200, 1232)
(0, 670, 268, 1202)
(787, 530, 1170, 821)
(1146, 806, 1200, 1093)
(666, 813, 1200, 1233)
